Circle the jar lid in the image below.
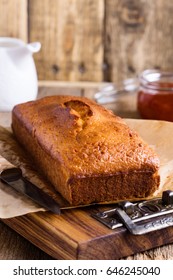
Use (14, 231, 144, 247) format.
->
(139, 69, 173, 91)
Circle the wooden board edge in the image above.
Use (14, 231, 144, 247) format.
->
(1, 212, 78, 260)
(77, 227, 173, 260)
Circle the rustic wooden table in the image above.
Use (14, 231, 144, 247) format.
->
(0, 81, 173, 260)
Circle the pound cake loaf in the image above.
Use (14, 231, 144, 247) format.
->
(12, 95, 160, 205)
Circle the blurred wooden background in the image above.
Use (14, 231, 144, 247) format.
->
(0, 0, 173, 83)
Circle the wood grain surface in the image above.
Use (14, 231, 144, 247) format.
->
(1, 0, 173, 82)
(0, 0, 27, 41)
(28, 0, 104, 81)
(0, 221, 53, 260)
(1, 216, 173, 260)
(2, 207, 173, 260)
(104, 0, 173, 83)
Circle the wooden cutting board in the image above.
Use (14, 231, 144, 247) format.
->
(2, 206, 173, 260)
(1, 125, 173, 259)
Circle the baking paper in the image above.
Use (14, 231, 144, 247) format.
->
(0, 119, 173, 219)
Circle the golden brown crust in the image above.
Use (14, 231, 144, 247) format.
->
(12, 95, 160, 205)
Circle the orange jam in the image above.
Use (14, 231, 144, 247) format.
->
(137, 70, 173, 122)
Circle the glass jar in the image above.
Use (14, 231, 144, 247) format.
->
(137, 69, 173, 121)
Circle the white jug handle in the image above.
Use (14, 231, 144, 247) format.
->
(26, 42, 41, 53)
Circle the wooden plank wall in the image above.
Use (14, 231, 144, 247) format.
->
(0, 0, 173, 83)
(0, 0, 27, 41)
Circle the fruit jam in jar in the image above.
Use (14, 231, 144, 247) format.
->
(137, 69, 173, 121)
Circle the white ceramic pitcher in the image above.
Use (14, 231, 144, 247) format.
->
(0, 37, 41, 111)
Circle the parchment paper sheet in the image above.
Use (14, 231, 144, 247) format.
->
(0, 119, 173, 219)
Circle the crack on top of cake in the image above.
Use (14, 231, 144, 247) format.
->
(63, 100, 93, 132)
